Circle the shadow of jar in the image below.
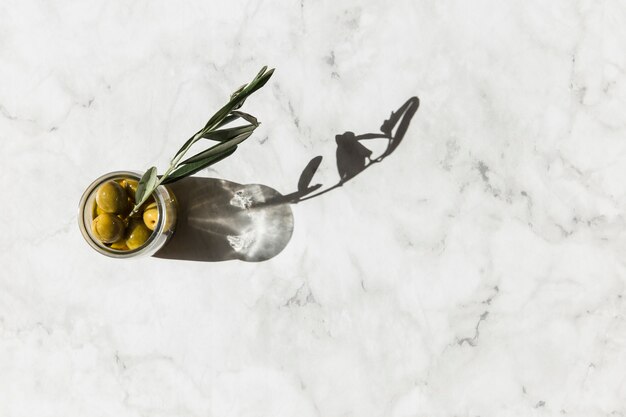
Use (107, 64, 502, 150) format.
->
(153, 177, 294, 262)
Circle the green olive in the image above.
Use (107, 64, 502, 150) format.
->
(110, 239, 129, 250)
(91, 213, 125, 243)
(124, 179, 139, 201)
(126, 220, 152, 250)
(143, 202, 159, 231)
(96, 180, 128, 214)
(95, 204, 105, 216)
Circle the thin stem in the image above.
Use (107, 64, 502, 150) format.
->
(296, 183, 343, 203)
(297, 158, 383, 203)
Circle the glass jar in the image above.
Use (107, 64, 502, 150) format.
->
(78, 170, 177, 258)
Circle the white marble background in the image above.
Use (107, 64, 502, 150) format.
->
(1, 0, 625, 416)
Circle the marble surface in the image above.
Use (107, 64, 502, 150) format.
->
(1, 0, 625, 416)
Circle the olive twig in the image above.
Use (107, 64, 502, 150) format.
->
(127, 66, 275, 217)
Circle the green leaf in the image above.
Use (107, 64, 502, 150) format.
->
(203, 100, 238, 131)
(230, 83, 248, 110)
(135, 166, 158, 203)
(214, 111, 258, 130)
(231, 110, 258, 126)
(172, 128, 203, 161)
(242, 68, 275, 96)
(203, 67, 275, 131)
(201, 124, 256, 142)
(215, 114, 240, 129)
(181, 129, 255, 164)
(255, 66, 268, 80)
(230, 83, 247, 100)
(162, 147, 237, 184)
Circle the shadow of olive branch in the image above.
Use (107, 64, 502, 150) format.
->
(154, 96, 419, 262)
(262, 96, 420, 206)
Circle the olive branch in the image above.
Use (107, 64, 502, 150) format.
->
(129, 66, 275, 216)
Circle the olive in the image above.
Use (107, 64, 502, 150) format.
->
(95, 204, 105, 216)
(124, 179, 139, 200)
(143, 202, 159, 230)
(91, 213, 125, 244)
(127, 197, 136, 212)
(110, 239, 129, 250)
(126, 219, 152, 250)
(96, 180, 128, 214)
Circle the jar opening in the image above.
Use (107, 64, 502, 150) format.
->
(78, 171, 176, 258)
